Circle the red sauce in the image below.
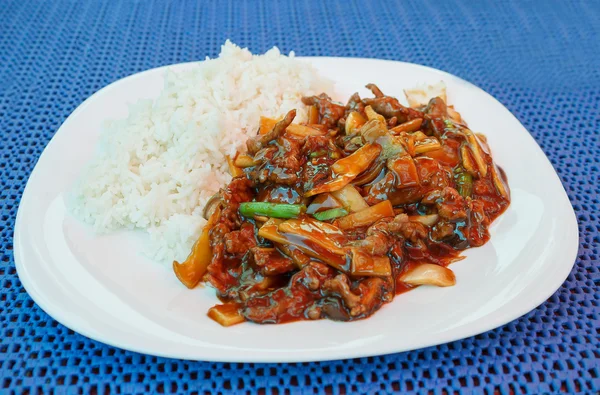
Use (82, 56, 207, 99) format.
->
(189, 86, 511, 326)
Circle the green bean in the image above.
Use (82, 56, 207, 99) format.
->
(312, 208, 349, 221)
(456, 172, 473, 197)
(239, 202, 305, 219)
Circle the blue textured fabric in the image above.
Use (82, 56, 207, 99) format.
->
(1, 0, 599, 393)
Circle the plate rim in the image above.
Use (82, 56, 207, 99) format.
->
(13, 56, 579, 363)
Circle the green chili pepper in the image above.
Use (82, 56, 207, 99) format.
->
(309, 150, 327, 159)
(312, 208, 349, 221)
(239, 202, 305, 219)
(456, 172, 473, 197)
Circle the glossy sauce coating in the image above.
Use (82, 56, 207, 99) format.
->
(194, 86, 510, 325)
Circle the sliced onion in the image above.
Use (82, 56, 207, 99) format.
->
(359, 119, 388, 143)
(350, 249, 392, 277)
(336, 200, 394, 230)
(390, 118, 423, 134)
(491, 165, 510, 200)
(463, 129, 488, 177)
(305, 143, 382, 197)
(202, 193, 222, 220)
(306, 193, 343, 215)
(404, 82, 447, 108)
(331, 185, 369, 212)
(364, 105, 386, 123)
(400, 263, 456, 287)
(352, 160, 385, 186)
(286, 123, 327, 137)
(447, 106, 462, 123)
(408, 214, 439, 226)
(345, 111, 367, 135)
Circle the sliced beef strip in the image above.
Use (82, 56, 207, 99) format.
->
(242, 262, 335, 324)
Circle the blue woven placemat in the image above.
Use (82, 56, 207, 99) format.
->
(1, 0, 598, 393)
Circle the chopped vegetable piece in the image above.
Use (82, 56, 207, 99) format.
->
(460, 145, 477, 175)
(286, 123, 327, 137)
(239, 202, 305, 219)
(352, 160, 385, 186)
(455, 171, 473, 197)
(412, 131, 428, 141)
(336, 200, 394, 230)
(253, 215, 269, 223)
(258, 219, 287, 245)
(463, 129, 488, 177)
(306, 143, 382, 197)
(413, 137, 441, 154)
(331, 185, 369, 212)
(308, 105, 319, 124)
(387, 155, 420, 188)
(258, 116, 279, 135)
(408, 214, 439, 226)
(276, 244, 311, 269)
(173, 206, 221, 289)
(404, 81, 447, 108)
(306, 193, 343, 214)
(376, 134, 406, 160)
(360, 119, 388, 143)
(258, 116, 326, 138)
(400, 263, 456, 287)
(345, 111, 367, 134)
(349, 136, 363, 146)
(275, 218, 348, 271)
(491, 165, 510, 199)
(227, 155, 244, 177)
(234, 154, 258, 168)
(390, 118, 423, 134)
(397, 132, 416, 156)
(313, 208, 349, 221)
(350, 249, 392, 277)
(422, 143, 460, 167)
(278, 218, 347, 248)
(202, 193, 221, 220)
(476, 133, 491, 155)
(447, 106, 462, 123)
(364, 105, 386, 123)
(307, 124, 328, 132)
(208, 303, 245, 327)
(331, 143, 381, 176)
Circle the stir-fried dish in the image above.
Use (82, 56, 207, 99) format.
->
(173, 84, 510, 326)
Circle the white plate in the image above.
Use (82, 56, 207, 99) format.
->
(14, 57, 578, 363)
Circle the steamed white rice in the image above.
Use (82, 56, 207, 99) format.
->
(69, 41, 332, 263)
